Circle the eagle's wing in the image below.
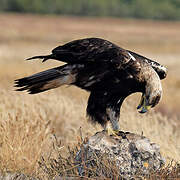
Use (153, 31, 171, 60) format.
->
(26, 38, 135, 67)
(127, 50, 167, 80)
(18, 39, 143, 94)
(51, 38, 118, 63)
(26, 37, 167, 80)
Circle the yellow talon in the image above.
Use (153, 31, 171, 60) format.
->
(107, 127, 120, 136)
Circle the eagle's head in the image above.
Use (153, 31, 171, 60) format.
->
(138, 66, 163, 113)
(138, 87, 162, 114)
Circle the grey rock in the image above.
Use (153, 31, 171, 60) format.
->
(75, 130, 165, 179)
(0, 172, 37, 180)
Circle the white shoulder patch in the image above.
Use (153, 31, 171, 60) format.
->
(128, 52, 136, 61)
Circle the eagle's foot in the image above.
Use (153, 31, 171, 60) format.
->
(107, 127, 120, 137)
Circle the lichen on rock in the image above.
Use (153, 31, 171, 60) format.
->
(75, 130, 165, 179)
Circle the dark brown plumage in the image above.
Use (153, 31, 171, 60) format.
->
(15, 38, 167, 133)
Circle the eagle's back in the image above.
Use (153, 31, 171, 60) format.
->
(51, 38, 123, 63)
(51, 38, 167, 80)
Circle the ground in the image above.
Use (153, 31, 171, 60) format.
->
(0, 13, 179, 178)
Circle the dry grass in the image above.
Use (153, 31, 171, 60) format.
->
(38, 136, 180, 179)
(0, 13, 179, 179)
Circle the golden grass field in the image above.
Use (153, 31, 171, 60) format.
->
(0, 13, 180, 178)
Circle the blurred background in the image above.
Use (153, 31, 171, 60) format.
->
(1, 0, 180, 20)
(0, 0, 179, 177)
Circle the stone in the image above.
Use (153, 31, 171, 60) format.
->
(0, 173, 37, 180)
(75, 130, 165, 179)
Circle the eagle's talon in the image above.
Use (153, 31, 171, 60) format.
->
(107, 129, 127, 139)
(117, 131, 127, 138)
(107, 127, 120, 137)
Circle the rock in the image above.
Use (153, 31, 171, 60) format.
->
(75, 130, 165, 179)
(0, 173, 37, 180)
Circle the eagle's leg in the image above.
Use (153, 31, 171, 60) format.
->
(104, 96, 126, 136)
(106, 107, 120, 136)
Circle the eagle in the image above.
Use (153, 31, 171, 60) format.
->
(15, 38, 167, 135)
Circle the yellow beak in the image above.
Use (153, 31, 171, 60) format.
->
(137, 94, 151, 113)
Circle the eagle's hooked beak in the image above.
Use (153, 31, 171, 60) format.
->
(137, 94, 151, 113)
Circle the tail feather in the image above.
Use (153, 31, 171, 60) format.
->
(15, 65, 76, 94)
(26, 54, 53, 62)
